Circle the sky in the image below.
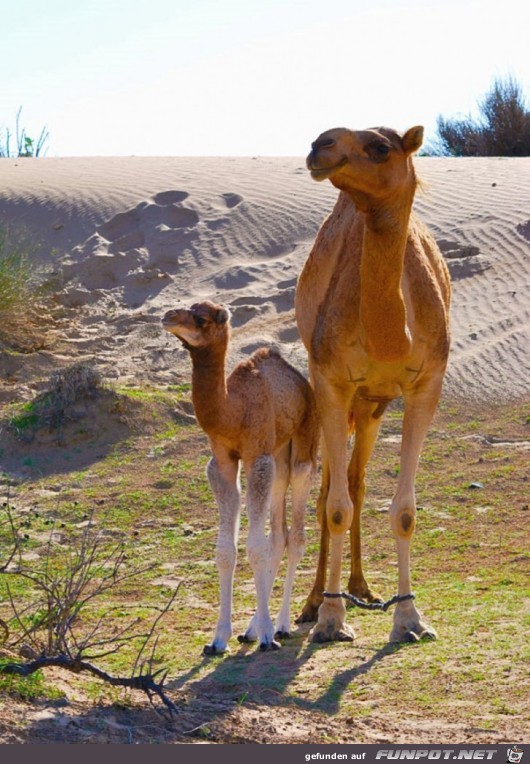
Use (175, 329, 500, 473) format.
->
(2, 0, 529, 157)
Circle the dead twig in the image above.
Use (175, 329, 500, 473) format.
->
(0, 654, 178, 716)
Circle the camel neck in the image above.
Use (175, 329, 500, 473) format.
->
(189, 342, 229, 434)
(359, 189, 414, 362)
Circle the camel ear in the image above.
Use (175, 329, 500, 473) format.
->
(402, 126, 424, 156)
(215, 307, 230, 325)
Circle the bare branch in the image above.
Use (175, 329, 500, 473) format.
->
(1, 499, 179, 718)
(132, 585, 181, 678)
(0, 655, 178, 716)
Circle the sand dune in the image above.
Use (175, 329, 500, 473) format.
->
(1, 155, 529, 403)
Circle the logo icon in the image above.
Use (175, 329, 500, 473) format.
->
(507, 747, 524, 764)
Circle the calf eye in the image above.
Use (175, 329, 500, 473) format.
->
(376, 143, 390, 156)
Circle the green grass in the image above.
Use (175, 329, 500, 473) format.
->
(0, 665, 65, 702)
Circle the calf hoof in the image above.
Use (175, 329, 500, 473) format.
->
(237, 632, 257, 644)
(203, 643, 227, 656)
(259, 639, 281, 652)
(274, 630, 291, 640)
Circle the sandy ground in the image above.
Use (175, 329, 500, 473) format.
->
(1, 154, 529, 405)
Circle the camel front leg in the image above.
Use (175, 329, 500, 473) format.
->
(241, 454, 279, 651)
(203, 454, 241, 655)
(310, 395, 355, 643)
(389, 384, 441, 643)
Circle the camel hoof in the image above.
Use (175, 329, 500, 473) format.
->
(295, 602, 320, 624)
(389, 623, 438, 644)
(259, 639, 281, 652)
(237, 633, 257, 644)
(347, 580, 382, 604)
(274, 630, 291, 640)
(203, 643, 227, 656)
(310, 623, 355, 644)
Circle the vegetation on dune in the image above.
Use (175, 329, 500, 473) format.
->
(8, 363, 104, 438)
(0, 107, 49, 158)
(430, 76, 530, 156)
(0, 225, 55, 352)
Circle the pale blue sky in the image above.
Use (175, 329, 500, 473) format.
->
(2, 0, 529, 156)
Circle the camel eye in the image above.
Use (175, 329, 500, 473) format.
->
(194, 316, 207, 328)
(366, 141, 391, 163)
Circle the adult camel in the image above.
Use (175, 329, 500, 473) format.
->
(295, 125, 451, 643)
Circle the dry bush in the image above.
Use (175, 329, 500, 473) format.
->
(0, 225, 53, 352)
(0, 501, 178, 716)
(431, 76, 530, 156)
(8, 362, 105, 440)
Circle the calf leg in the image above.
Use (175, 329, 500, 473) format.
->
(244, 454, 279, 651)
(241, 444, 289, 642)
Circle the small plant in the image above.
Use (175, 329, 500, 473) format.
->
(0, 107, 49, 158)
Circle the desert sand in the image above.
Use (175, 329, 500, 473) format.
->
(0, 154, 529, 404)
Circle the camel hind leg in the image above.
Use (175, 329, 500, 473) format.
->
(274, 435, 314, 638)
(296, 445, 329, 623)
(240, 444, 290, 643)
(347, 396, 384, 603)
(242, 454, 280, 651)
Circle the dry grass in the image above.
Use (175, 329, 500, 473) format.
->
(0, 225, 54, 352)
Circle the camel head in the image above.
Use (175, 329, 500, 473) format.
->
(306, 125, 423, 205)
(161, 301, 231, 349)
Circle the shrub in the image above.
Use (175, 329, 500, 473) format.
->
(0, 225, 51, 351)
(432, 76, 530, 156)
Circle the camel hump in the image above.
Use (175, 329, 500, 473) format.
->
(251, 344, 282, 360)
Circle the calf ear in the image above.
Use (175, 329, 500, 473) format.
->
(215, 307, 230, 325)
(402, 126, 424, 156)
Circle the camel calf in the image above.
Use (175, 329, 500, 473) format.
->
(162, 301, 318, 653)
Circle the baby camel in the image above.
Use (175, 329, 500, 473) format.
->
(162, 301, 318, 653)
